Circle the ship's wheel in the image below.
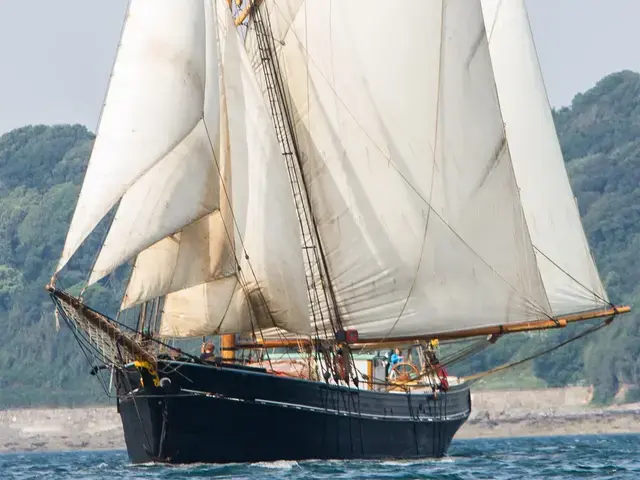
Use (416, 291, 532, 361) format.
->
(388, 362, 420, 382)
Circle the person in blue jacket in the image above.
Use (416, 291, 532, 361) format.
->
(386, 348, 404, 379)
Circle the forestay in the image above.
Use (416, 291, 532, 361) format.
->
(481, 0, 608, 315)
(245, 0, 552, 340)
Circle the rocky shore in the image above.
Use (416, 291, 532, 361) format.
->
(1, 387, 639, 453)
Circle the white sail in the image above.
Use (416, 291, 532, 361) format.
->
(159, 276, 251, 337)
(56, 0, 209, 273)
(123, 1, 311, 336)
(245, 0, 551, 340)
(121, 211, 233, 309)
(481, 0, 608, 315)
(87, 0, 224, 285)
(88, 120, 221, 284)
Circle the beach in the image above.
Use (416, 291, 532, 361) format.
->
(458, 387, 640, 439)
(1, 387, 639, 453)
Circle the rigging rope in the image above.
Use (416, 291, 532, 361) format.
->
(533, 246, 614, 309)
(461, 316, 614, 383)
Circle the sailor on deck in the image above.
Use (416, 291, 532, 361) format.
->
(200, 342, 215, 362)
(386, 348, 404, 380)
(390, 348, 403, 367)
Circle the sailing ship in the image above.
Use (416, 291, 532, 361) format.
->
(47, 0, 630, 464)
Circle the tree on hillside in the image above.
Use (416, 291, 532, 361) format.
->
(0, 125, 124, 407)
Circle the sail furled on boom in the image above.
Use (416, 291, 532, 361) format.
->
(55, 0, 310, 337)
(245, 0, 552, 340)
(481, 0, 608, 316)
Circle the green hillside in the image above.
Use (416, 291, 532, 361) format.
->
(0, 125, 125, 407)
(455, 71, 640, 403)
(555, 71, 640, 402)
(1, 71, 640, 407)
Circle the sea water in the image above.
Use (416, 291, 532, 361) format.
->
(2, 434, 639, 479)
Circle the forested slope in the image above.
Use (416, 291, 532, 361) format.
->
(453, 71, 640, 402)
(0, 125, 124, 407)
(1, 71, 639, 406)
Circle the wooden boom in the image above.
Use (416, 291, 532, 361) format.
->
(228, 305, 631, 351)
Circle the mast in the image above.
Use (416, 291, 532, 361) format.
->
(248, 1, 343, 339)
(221, 334, 236, 361)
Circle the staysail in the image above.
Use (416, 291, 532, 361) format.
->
(55, 0, 310, 336)
(56, 0, 209, 273)
(481, 0, 608, 315)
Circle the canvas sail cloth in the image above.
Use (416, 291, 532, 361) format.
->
(244, 0, 555, 340)
(481, 0, 608, 315)
(54, 0, 310, 336)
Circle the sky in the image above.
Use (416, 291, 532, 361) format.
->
(0, 0, 639, 135)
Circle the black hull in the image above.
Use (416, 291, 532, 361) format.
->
(116, 360, 470, 464)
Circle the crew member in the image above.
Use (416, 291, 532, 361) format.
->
(200, 342, 215, 361)
(333, 347, 351, 382)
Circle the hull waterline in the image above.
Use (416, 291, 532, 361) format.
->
(116, 360, 471, 464)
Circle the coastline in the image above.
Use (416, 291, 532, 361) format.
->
(459, 403, 640, 440)
(1, 387, 640, 454)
